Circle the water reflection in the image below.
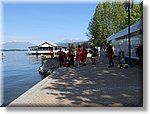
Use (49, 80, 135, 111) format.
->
(2, 51, 43, 106)
(28, 54, 50, 80)
(1, 51, 5, 62)
(28, 54, 41, 64)
(28, 54, 46, 80)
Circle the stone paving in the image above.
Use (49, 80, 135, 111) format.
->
(8, 56, 143, 107)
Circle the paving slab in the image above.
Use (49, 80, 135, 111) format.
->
(8, 56, 143, 107)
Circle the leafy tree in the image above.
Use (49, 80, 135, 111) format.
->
(87, 0, 143, 47)
(111, 1, 128, 33)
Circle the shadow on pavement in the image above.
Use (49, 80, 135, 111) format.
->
(41, 57, 143, 107)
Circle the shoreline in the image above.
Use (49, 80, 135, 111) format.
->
(7, 57, 60, 106)
(1, 51, 42, 107)
(8, 67, 62, 107)
(8, 56, 142, 107)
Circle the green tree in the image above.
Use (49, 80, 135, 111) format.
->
(111, 1, 128, 33)
(87, 0, 143, 46)
(88, 3, 105, 46)
(130, 3, 143, 24)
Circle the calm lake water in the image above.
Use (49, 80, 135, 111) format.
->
(2, 51, 42, 106)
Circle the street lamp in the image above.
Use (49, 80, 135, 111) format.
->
(123, 0, 133, 67)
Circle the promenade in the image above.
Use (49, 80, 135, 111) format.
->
(9, 56, 143, 107)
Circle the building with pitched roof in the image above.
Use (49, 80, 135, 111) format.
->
(28, 41, 67, 55)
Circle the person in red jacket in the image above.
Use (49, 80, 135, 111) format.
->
(107, 43, 114, 67)
(63, 52, 68, 67)
(76, 45, 82, 67)
(63, 51, 71, 67)
(57, 48, 64, 67)
(81, 47, 87, 66)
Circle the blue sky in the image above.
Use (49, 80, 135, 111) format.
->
(3, 0, 142, 45)
(3, 3, 98, 44)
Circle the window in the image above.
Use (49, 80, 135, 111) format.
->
(49, 47, 53, 51)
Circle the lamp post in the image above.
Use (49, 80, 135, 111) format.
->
(123, 0, 133, 67)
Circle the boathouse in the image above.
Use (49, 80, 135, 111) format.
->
(28, 41, 67, 55)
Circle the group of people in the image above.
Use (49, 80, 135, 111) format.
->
(57, 45, 88, 67)
(57, 43, 115, 68)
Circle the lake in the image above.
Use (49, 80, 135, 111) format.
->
(1, 51, 42, 106)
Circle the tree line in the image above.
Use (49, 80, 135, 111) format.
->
(87, 0, 143, 47)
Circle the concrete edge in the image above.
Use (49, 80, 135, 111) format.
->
(8, 67, 62, 106)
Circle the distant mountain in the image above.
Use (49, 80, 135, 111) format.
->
(1, 41, 34, 50)
(56, 39, 87, 47)
(57, 39, 86, 44)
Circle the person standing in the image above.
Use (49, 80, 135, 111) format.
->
(63, 52, 69, 67)
(107, 43, 114, 67)
(66, 50, 71, 67)
(66, 49, 75, 67)
(90, 47, 98, 65)
(81, 47, 87, 66)
(76, 45, 82, 67)
(57, 48, 64, 67)
(70, 49, 75, 66)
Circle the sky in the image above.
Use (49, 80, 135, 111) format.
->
(3, 3, 98, 45)
(3, 0, 142, 45)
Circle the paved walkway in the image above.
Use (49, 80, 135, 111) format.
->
(8, 56, 143, 107)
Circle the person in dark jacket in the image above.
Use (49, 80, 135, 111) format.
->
(68, 48, 75, 67)
(89, 47, 98, 65)
(57, 48, 64, 67)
